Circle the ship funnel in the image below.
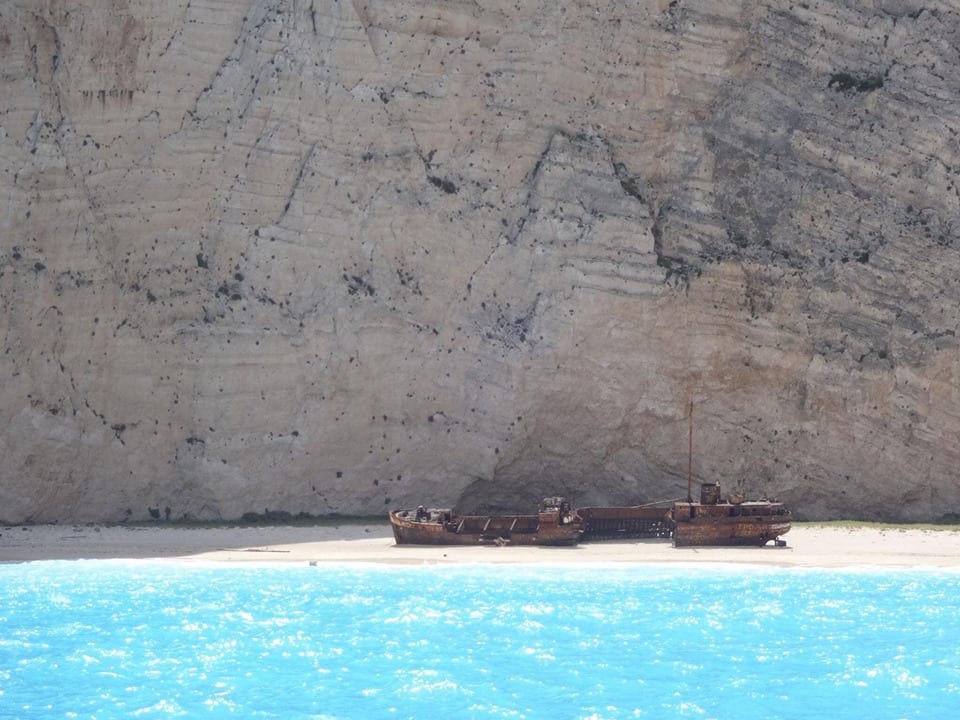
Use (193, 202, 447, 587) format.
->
(700, 482, 721, 505)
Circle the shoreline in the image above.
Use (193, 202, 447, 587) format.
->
(3, 523, 960, 568)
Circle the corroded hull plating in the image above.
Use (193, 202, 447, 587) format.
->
(671, 499, 792, 547)
(389, 504, 583, 546)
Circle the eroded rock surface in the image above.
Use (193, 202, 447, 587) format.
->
(2, 0, 959, 523)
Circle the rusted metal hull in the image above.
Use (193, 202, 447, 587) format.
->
(578, 506, 673, 540)
(671, 501, 792, 547)
(389, 509, 584, 546)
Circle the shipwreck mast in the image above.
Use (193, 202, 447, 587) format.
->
(687, 401, 694, 503)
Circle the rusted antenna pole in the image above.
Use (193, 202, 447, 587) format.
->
(687, 400, 694, 502)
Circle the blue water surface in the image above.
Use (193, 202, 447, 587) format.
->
(1, 561, 958, 720)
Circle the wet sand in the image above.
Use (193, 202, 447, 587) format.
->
(2, 523, 960, 567)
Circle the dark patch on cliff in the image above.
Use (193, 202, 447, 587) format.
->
(828, 72, 885, 93)
(428, 175, 458, 194)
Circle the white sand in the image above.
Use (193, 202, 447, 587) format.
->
(3, 523, 960, 567)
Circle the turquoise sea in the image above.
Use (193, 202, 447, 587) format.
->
(1, 561, 958, 719)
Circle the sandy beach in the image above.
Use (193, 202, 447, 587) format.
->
(2, 522, 960, 567)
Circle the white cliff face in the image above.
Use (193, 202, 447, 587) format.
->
(1, 0, 958, 523)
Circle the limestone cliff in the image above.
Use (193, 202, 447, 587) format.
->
(2, 0, 959, 523)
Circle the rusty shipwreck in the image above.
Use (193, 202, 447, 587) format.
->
(389, 497, 584, 546)
(671, 481, 792, 547)
(668, 402, 792, 546)
(578, 401, 792, 546)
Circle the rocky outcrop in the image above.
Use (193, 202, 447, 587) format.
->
(2, 0, 959, 523)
